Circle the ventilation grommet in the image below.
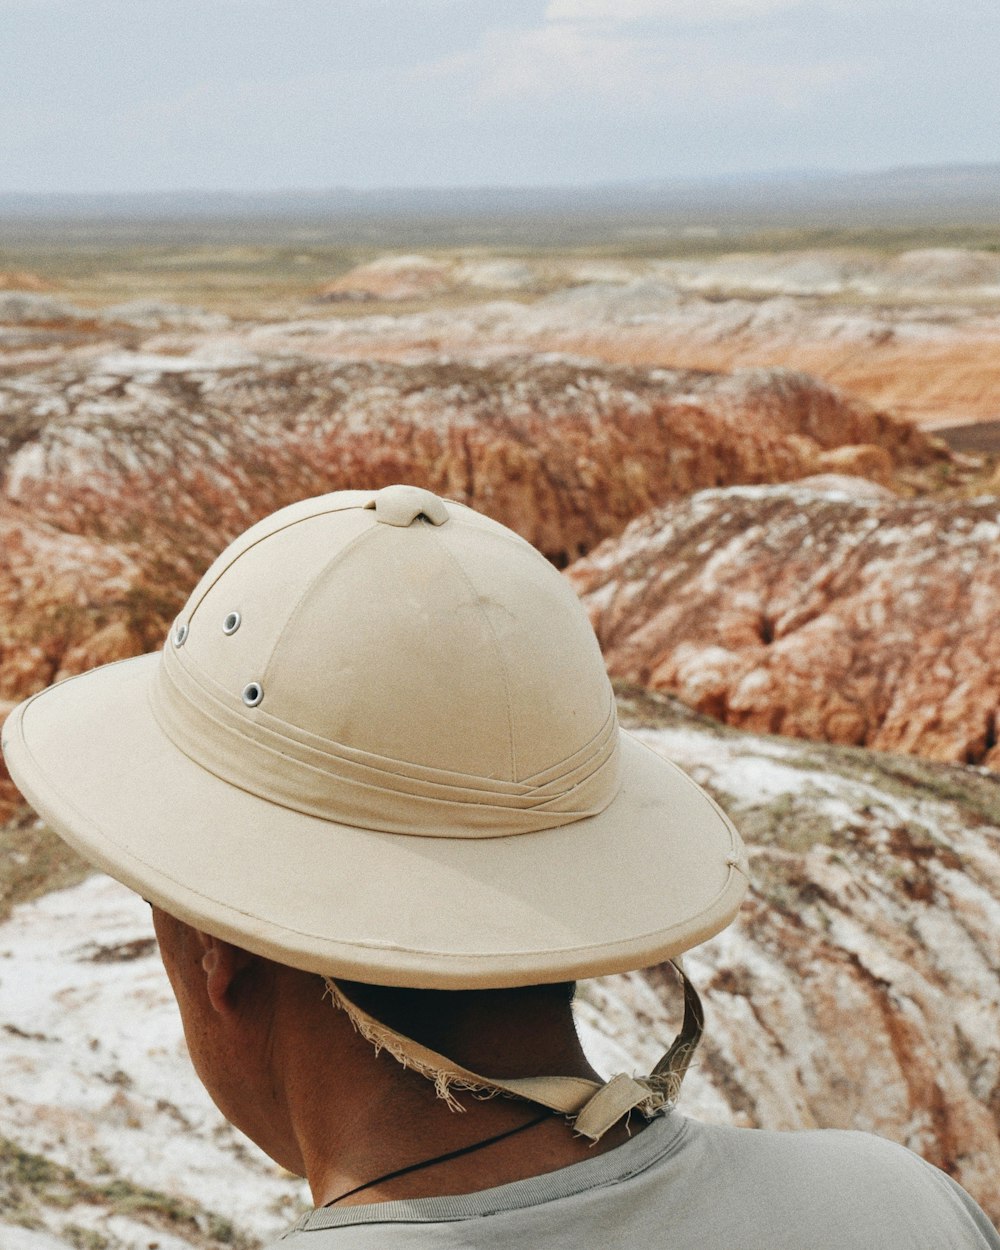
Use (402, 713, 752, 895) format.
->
(241, 682, 264, 707)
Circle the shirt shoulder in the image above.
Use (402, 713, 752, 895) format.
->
(270, 1116, 1000, 1250)
(674, 1120, 1000, 1250)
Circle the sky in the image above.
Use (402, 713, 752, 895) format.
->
(2, 0, 1000, 193)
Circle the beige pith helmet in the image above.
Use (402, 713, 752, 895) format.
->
(2, 485, 749, 992)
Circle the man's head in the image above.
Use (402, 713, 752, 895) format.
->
(2, 485, 749, 1136)
(151, 902, 584, 1185)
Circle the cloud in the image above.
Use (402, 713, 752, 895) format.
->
(419, 19, 865, 111)
(421, 23, 641, 102)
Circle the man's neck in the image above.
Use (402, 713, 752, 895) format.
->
(267, 970, 634, 1208)
(308, 1076, 637, 1208)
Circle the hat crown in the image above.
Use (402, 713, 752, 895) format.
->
(154, 488, 621, 835)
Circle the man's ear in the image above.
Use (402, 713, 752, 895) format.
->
(196, 931, 256, 1016)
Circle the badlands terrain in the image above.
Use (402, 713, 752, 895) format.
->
(1, 234, 999, 1245)
(310, 247, 1000, 433)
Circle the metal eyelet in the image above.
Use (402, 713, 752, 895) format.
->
(172, 623, 189, 647)
(222, 611, 241, 635)
(241, 682, 264, 707)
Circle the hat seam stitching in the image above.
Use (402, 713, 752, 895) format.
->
(455, 520, 557, 568)
(258, 523, 379, 689)
(434, 529, 518, 780)
(184, 496, 371, 622)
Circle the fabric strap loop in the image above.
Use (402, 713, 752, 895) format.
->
(325, 961, 704, 1142)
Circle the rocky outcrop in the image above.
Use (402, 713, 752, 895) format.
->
(650, 247, 1000, 300)
(0, 875, 308, 1247)
(569, 484, 1000, 766)
(316, 246, 1000, 307)
(318, 254, 542, 302)
(542, 286, 1000, 435)
(0, 292, 87, 325)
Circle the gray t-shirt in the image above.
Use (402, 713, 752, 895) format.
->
(274, 1112, 999, 1248)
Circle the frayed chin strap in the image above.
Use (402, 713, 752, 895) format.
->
(324, 961, 704, 1143)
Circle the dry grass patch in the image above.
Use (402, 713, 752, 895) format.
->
(0, 806, 91, 923)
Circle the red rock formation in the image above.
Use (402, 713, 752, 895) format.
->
(1, 355, 938, 583)
(0, 505, 156, 818)
(0, 312, 996, 1224)
(9, 248, 1000, 430)
(569, 484, 1000, 766)
(0, 505, 148, 703)
(0, 351, 946, 732)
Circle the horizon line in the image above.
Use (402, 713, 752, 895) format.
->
(3, 159, 1000, 201)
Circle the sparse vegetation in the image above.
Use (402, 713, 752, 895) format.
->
(0, 1135, 259, 1249)
(7, 222, 1000, 315)
(61, 1227, 110, 1250)
(0, 808, 91, 923)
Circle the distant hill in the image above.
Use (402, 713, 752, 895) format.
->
(2, 163, 1000, 248)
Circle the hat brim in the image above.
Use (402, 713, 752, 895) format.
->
(2, 652, 748, 989)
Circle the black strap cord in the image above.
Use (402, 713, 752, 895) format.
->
(323, 1110, 553, 1207)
